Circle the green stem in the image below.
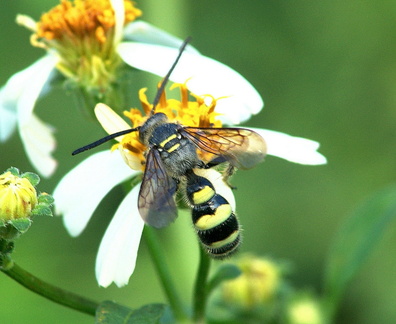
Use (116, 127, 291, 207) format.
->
(1, 262, 98, 316)
(143, 226, 188, 322)
(193, 247, 211, 323)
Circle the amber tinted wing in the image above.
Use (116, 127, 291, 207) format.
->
(138, 149, 178, 228)
(182, 127, 267, 169)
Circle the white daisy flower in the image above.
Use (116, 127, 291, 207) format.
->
(0, 0, 264, 177)
(54, 83, 326, 287)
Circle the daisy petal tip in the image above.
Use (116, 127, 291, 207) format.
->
(307, 152, 327, 165)
(94, 103, 113, 118)
(250, 128, 328, 166)
(94, 103, 130, 135)
(62, 217, 84, 237)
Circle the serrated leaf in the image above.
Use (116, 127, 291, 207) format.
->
(22, 172, 40, 186)
(127, 304, 168, 323)
(38, 193, 54, 205)
(10, 218, 32, 233)
(96, 301, 167, 324)
(6, 167, 20, 176)
(206, 264, 242, 295)
(323, 184, 396, 310)
(32, 205, 53, 217)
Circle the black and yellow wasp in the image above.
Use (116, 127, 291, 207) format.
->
(73, 38, 267, 258)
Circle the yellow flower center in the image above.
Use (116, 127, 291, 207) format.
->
(21, 0, 142, 94)
(115, 83, 223, 171)
(36, 0, 140, 44)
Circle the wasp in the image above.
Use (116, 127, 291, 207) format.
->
(73, 38, 266, 258)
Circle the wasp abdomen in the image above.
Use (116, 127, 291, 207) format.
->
(186, 171, 241, 259)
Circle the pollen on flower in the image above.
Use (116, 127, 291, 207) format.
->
(36, 0, 141, 44)
(19, 0, 142, 94)
(114, 83, 223, 170)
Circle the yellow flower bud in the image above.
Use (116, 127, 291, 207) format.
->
(222, 255, 281, 309)
(286, 295, 324, 324)
(0, 171, 38, 221)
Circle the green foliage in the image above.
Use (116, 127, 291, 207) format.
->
(6, 167, 20, 177)
(31, 204, 53, 217)
(9, 218, 32, 234)
(323, 184, 396, 317)
(21, 172, 40, 187)
(32, 193, 54, 217)
(96, 301, 168, 324)
(38, 193, 54, 205)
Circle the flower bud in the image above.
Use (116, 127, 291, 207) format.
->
(0, 170, 38, 221)
(286, 294, 324, 324)
(221, 255, 282, 309)
(0, 168, 42, 240)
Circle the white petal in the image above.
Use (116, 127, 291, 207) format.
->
(94, 103, 130, 139)
(250, 127, 327, 165)
(0, 102, 17, 142)
(53, 150, 136, 236)
(16, 54, 58, 127)
(0, 54, 57, 141)
(95, 184, 144, 287)
(117, 42, 263, 125)
(110, 0, 124, 46)
(19, 114, 57, 177)
(122, 21, 200, 54)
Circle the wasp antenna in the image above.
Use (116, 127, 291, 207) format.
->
(72, 127, 140, 155)
(150, 36, 192, 115)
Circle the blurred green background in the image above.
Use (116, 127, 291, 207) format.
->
(1, 0, 396, 323)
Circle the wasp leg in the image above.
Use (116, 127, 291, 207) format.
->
(222, 164, 237, 190)
(204, 156, 227, 169)
(201, 157, 237, 190)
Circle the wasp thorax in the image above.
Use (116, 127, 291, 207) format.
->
(148, 122, 202, 178)
(139, 113, 168, 145)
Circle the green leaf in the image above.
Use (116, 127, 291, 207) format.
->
(21, 172, 40, 186)
(31, 205, 53, 217)
(206, 263, 242, 295)
(127, 304, 168, 324)
(38, 193, 54, 205)
(323, 184, 396, 311)
(96, 301, 168, 324)
(6, 167, 20, 176)
(10, 218, 32, 233)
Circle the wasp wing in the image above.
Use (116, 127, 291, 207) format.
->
(138, 148, 178, 228)
(182, 127, 267, 169)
